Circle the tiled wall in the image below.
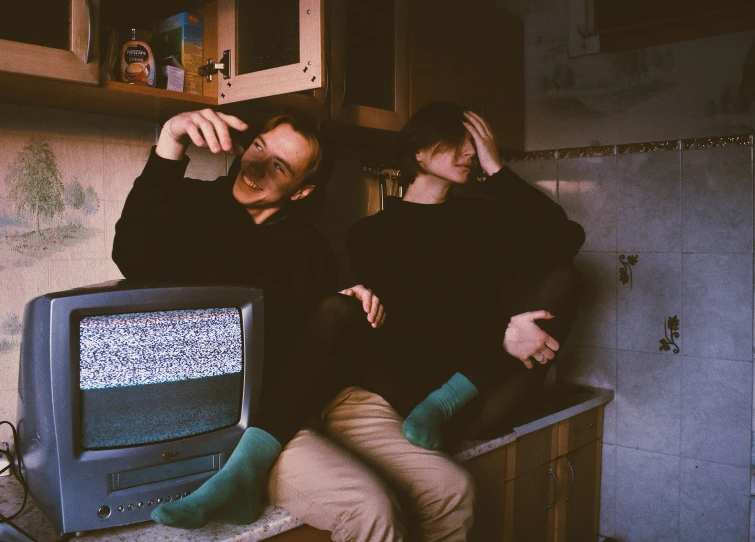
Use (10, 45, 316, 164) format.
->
(509, 137, 755, 541)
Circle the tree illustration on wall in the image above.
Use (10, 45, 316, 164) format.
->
(6, 137, 65, 235)
(83, 185, 100, 219)
(64, 179, 86, 212)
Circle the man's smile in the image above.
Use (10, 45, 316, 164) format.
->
(242, 174, 263, 191)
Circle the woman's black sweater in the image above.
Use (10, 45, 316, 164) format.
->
(347, 167, 585, 414)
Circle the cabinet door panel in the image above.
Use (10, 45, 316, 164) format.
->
(563, 440, 601, 542)
(330, 0, 408, 130)
(508, 462, 556, 542)
(0, 0, 99, 85)
(218, 0, 324, 103)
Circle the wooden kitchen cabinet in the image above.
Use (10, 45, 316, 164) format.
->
(216, 0, 325, 104)
(0, 0, 523, 143)
(329, 0, 409, 131)
(466, 406, 604, 542)
(557, 440, 602, 542)
(0, 0, 325, 121)
(0, 0, 99, 85)
(329, 0, 525, 147)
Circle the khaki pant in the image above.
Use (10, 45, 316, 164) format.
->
(267, 387, 475, 542)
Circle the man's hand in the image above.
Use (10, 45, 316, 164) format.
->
(503, 310, 559, 369)
(463, 111, 503, 176)
(339, 285, 387, 328)
(156, 109, 249, 160)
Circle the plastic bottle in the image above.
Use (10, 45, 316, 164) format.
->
(120, 28, 155, 86)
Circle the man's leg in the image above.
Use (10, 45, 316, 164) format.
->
(324, 387, 476, 542)
(152, 295, 371, 529)
(268, 421, 407, 542)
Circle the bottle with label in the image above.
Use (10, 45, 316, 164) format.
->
(120, 28, 155, 86)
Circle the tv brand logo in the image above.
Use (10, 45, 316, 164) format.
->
(162, 452, 179, 460)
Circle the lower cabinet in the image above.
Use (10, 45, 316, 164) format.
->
(558, 440, 602, 542)
(469, 405, 605, 542)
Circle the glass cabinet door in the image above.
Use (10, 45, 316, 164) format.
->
(0, 0, 99, 85)
(330, 0, 408, 131)
(217, 0, 325, 104)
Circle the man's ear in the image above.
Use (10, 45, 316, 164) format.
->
(290, 184, 315, 201)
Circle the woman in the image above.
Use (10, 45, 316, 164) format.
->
(348, 102, 585, 449)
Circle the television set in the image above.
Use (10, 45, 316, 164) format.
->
(15, 280, 264, 536)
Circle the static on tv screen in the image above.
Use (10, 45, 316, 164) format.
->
(79, 308, 244, 449)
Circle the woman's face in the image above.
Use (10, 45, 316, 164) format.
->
(416, 132, 476, 185)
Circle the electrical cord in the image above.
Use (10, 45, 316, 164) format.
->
(0, 420, 29, 523)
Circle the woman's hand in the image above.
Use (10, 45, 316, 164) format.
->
(503, 310, 559, 369)
(339, 285, 387, 328)
(156, 109, 248, 160)
(463, 111, 503, 177)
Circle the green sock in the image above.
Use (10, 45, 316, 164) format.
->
(151, 427, 282, 529)
(402, 372, 479, 450)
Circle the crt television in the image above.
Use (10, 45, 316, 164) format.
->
(15, 281, 264, 535)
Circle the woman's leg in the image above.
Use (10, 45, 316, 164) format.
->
(447, 262, 583, 441)
(324, 387, 476, 542)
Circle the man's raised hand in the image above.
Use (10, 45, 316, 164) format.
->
(156, 109, 249, 160)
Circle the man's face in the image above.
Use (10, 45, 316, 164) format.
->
(232, 123, 316, 215)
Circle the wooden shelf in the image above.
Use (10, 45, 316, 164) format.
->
(0, 71, 217, 123)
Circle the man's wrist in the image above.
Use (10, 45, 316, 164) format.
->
(155, 132, 188, 161)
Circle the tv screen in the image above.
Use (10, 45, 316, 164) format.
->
(79, 308, 244, 449)
(16, 281, 264, 535)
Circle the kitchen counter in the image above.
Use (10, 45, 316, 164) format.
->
(0, 386, 613, 541)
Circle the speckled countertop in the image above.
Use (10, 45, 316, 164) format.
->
(0, 387, 613, 541)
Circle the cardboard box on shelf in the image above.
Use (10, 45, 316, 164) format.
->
(159, 56, 185, 92)
(153, 12, 203, 95)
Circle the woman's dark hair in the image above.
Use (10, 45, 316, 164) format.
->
(397, 102, 468, 182)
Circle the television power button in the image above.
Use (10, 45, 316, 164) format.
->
(97, 506, 111, 519)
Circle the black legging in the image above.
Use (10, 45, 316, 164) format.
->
(445, 262, 583, 442)
(253, 294, 371, 445)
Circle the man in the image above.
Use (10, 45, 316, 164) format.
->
(113, 108, 386, 529)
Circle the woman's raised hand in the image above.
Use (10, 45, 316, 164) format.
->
(463, 111, 502, 177)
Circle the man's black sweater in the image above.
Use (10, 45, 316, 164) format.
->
(113, 149, 336, 360)
(347, 167, 585, 414)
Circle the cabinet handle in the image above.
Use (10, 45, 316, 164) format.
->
(566, 461, 575, 501)
(547, 468, 558, 509)
(85, 0, 94, 63)
(340, 60, 347, 108)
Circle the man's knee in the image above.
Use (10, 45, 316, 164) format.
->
(417, 462, 476, 536)
(334, 486, 406, 542)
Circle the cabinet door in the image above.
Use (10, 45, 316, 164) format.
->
(217, 0, 324, 104)
(506, 461, 557, 542)
(560, 440, 601, 542)
(330, 0, 408, 131)
(0, 0, 99, 85)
